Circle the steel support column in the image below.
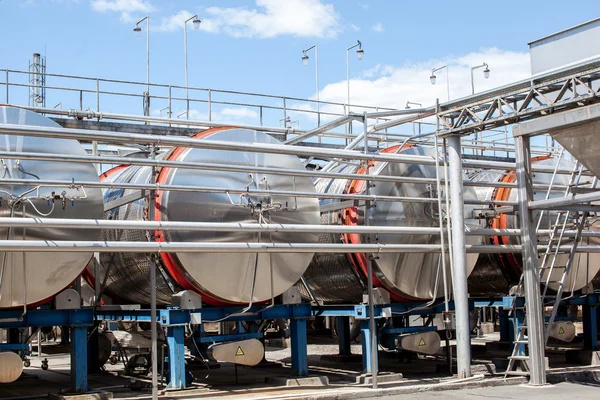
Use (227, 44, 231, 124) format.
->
(514, 135, 546, 386)
(70, 326, 88, 392)
(446, 135, 471, 378)
(166, 326, 186, 389)
(290, 319, 308, 376)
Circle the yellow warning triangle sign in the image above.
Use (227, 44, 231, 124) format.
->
(418, 338, 426, 346)
(235, 346, 245, 356)
(558, 327, 565, 335)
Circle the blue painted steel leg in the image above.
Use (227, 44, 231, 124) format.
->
(337, 316, 351, 356)
(290, 319, 308, 376)
(360, 319, 378, 374)
(582, 304, 599, 351)
(499, 308, 510, 342)
(70, 326, 88, 393)
(166, 326, 186, 389)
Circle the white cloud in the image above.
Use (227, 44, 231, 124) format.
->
(201, 0, 342, 38)
(91, 0, 341, 38)
(350, 24, 360, 32)
(91, 0, 154, 13)
(154, 10, 195, 32)
(358, 2, 369, 9)
(91, 0, 155, 24)
(219, 107, 259, 120)
(372, 22, 383, 32)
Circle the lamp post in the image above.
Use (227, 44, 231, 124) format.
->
(184, 14, 201, 119)
(346, 40, 364, 112)
(470, 62, 490, 95)
(470, 63, 490, 155)
(430, 65, 449, 102)
(133, 16, 150, 116)
(302, 44, 320, 126)
(405, 101, 423, 109)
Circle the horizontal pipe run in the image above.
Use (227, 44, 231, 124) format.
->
(0, 240, 597, 254)
(284, 114, 360, 145)
(0, 123, 440, 165)
(0, 114, 588, 176)
(529, 191, 600, 210)
(0, 178, 519, 206)
(0, 150, 572, 191)
(0, 217, 599, 238)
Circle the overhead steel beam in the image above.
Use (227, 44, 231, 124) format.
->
(436, 57, 600, 136)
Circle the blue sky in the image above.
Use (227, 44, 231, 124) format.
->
(0, 0, 597, 131)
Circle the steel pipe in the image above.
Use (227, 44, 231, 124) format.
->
(285, 114, 359, 145)
(0, 120, 582, 175)
(0, 123, 440, 165)
(529, 190, 600, 210)
(0, 177, 519, 206)
(515, 134, 546, 386)
(0, 217, 598, 238)
(0, 241, 596, 253)
(447, 135, 471, 378)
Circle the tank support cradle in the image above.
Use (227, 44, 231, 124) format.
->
(0, 308, 94, 392)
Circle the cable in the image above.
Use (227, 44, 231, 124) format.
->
(25, 199, 54, 217)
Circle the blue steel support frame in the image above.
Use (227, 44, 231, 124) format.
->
(70, 326, 88, 392)
(0, 308, 94, 393)
(582, 303, 599, 351)
(166, 326, 186, 390)
(361, 319, 378, 374)
(290, 319, 308, 376)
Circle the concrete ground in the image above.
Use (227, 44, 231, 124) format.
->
(387, 382, 600, 399)
(2, 330, 598, 400)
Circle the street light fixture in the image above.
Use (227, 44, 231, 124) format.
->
(347, 40, 364, 111)
(302, 45, 319, 125)
(184, 14, 201, 119)
(471, 62, 490, 94)
(430, 65, 449, 102)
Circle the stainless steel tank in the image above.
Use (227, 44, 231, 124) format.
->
(299, 146, 481, 303)
(95, 127, 320, 306)
(0, 106, 104, 309)
(470, 156, 600, 293)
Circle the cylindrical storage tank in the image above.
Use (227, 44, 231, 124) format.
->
(470, 156, 600, 293)
(95, 128, 320, 306)
(300, 146, 482, 303)
(0, 106, 104, 309)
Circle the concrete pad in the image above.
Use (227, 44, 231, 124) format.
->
(565, 350, 600, 365)
(265, 375, 329, 387)
(48, 392, 113, 400)
(351, 372, 403, 385)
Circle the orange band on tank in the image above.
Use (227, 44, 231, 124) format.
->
(342, 144, 416, 302)
(154, 127, 243, 307)
(491, 155, 551, 278)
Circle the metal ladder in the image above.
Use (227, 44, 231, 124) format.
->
(504, 157, 592, 377)
(505, 314, 532, 376)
